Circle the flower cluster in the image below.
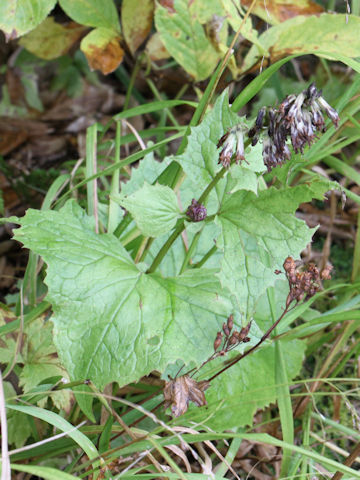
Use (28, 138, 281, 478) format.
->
(217, 124, 247, 168)
(213, 314, 251, 355)
(283, 256, 333, 307)
(248, 83, 339, 172)
(186, 198, 207, 222)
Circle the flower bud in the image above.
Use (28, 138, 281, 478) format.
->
(214, 332, 223, 351)
(186, 199, 207, 222)
(227, 314, 234, 331)
(222, 322, 230, 337)
(228, 333, 238, 345)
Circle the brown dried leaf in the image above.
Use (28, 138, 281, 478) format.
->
(164, 375, 210, 417)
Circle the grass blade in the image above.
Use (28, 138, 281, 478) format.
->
(6, 404, 100, 474)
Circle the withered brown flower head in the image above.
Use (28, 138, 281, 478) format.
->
(283, 256, 333, 306)
(217, 124, 247, 168)
(164, 375, 210, 417)
(249, 83, 339, 172)
(213, 315, 252, 355)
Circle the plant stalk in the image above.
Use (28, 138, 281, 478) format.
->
(207, 303, 293, 382)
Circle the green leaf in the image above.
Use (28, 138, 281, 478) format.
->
(120, 151, 168, 196)
(7, 314, 72, 411)
(19, 17, 87, 60)
(59, 0, 120, 31)
(242, 14, 360, 72)
(6, 404, 99, 465)
(80, 28, 124, 75)
(74, 384, 96, 423)
(122, 0, 154, 54)
(185, 281, 306, 429)
(0, 307, 20, 363)
(13, 200, 233, 389)
(0, 0, 57, 39)
(154, 0, 220, 81)
(114, 182, 181, 237)
(4, 382, 32, 448)
(215, 180, 336, 319)
(11, 464, 79, 480)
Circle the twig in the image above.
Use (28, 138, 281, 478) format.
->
(207, 304, 292, 382)
(331, 441, 360, 480)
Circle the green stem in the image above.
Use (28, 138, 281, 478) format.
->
(198, 167, 227, 204)
(108, 121, 121, 234)
(179, 230, 202, 274)
(146, 219, 185, 274)
(147, 165, 228, 274)
(146, 78, 179, 127)
(147, 136, 249, 274)
(123, 55, 143, 112)
(192, 245, 218, 269)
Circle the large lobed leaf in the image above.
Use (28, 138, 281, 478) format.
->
(14, 201, 233, 389)
(192, 338, 306, 429)
(215, 181, 333, 319)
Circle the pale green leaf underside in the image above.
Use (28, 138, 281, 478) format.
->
(14, 201, 232, 388)
(114, 182, 181, 237)
(0, 0, 57, 38)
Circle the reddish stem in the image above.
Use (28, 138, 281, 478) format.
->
(207, 303, 292, 382)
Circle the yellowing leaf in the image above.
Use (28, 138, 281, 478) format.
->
(122, 0, 154, 54)
(81, 28, 124, 74)
(242, 0, 324, 25)
(0, 0, 57, 39)
(19, 17, 87, 60)
(146, 32, 170, 61)
(242, 14, 360, 72)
